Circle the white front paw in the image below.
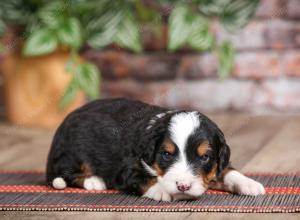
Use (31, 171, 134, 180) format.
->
(83, 176, 106, 190)
(143, 182, 172, 201)
(224, 171, 265, 196)
(235, 177, 265, 195)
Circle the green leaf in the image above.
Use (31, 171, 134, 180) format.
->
(57, 17, 82, 49)
(188, 29, 214, 51)
(38, 2, 64, 28)
(135, 0, 161, 22)
(114, 10, 142, 53)
(59, 79, 79, 110)
(87, 26, 116, 48)
(168, 4, 193, 51)
(168, 5, 215, 51)
(217, 41, 234, 79)
(87, 10, 123, 33)
(0, 42, 5, 53)
(26, 15, 42, 35)
(87, 11, 123, 48)
(198, 0, 232, 16)
(23, 28, 58, 56)
(75, 62, 100, 99)
(188, 16, 214, 51)
(0, 19, 6, 36)
(221, 0, 260, 32)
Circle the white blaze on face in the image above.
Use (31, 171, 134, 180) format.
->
(158, 112, 206, 197)
(169, 111, 200, 160)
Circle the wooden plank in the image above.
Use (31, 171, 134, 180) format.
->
(0, 114, 255, 170)
(0, 211, 191, 220)
(242, 118, 300, 172)
(226, 115, 289, 170)
(194, 213, 300, 220)
(0, 141, 50, 170)
(207, 113, 253, 136)
(0, 124, 53, 170)
(0, 115, 291, 171)
(0, 211, 299, 220)
(0, 116, 299, 220)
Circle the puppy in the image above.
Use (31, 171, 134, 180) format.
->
(46, 98, 265, 201)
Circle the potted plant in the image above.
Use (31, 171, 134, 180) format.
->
(0, 1, 101, 128)
(0, 0, 259, 128)
(81, 0, 259, 80)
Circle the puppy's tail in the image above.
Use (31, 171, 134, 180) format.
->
(52, 177, 67, 190)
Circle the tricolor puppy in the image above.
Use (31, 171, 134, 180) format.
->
(47, 98, 265, 201)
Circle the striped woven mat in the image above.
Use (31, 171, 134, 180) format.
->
(0, 171, 299, 212)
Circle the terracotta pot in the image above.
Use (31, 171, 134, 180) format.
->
(1, 48, 85, 128)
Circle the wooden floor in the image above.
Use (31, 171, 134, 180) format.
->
(0, 113, 299, 219)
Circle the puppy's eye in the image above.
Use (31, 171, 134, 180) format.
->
(198, 154, 210, 163)
(161, 151, 173, 161)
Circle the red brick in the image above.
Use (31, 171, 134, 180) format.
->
(0, 75, 3, 108)
(102, 79, 257, 112)
(296, 33, 300, 47)
(255, 0, 287, 18)
(216, 21, 266, 50)
(130, 54, 179, 81)
(0, 51, 4, 108)
(254, 79, 300, 112)
(287, 0, 300, 18)
(217, 19, 300, 50)
(84, 50, 178, 81)
(233, 52, 281, 79)
(102, 80, 175, 106)
(103, 78, 300, 112)
(264, 20, 300, 49)
(102, 80, 144, 98)
(179, 80, 257, 111)
(84, 51, 130, 79)
(142, 24, 168, 51)
(181, 54, 218, 79)
(283, 50, 300, 77)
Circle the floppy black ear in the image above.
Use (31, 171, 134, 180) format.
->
(216, 129, 231, 177)
(140, 118, 168, 165)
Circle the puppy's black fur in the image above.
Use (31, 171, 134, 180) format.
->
(46, 98, 230, 195)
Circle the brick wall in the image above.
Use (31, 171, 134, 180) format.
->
(0, 55, 3, 111)
(1, 0, 300, 113)
(87, 0, 300, 113)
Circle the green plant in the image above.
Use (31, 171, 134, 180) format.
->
(0, 0, 260, 108)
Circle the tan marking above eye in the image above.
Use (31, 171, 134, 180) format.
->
(197, 142, 212, 156)
(164, 141, 176, 154)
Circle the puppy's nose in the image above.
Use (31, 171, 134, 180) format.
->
(176, 181, 192, 192)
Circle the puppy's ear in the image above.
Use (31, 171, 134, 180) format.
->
(216, 129, 231, 177)
(140, 119, 168, 165)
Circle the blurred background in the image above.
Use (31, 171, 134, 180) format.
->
(0, 0, 299, 128)
(0, 0, 300, 128)
(0, 0, 299, 172)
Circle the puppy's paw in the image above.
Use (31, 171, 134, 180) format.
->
(234, 177, 265, 195)
(83, 176, 106, 190)
(224, 170, 265, 196)
(143, 182, 172, 202)
(52, 177, 67, 189)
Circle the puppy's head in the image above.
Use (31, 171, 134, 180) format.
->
(144, 111, 230, 198)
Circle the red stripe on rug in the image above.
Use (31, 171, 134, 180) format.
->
(0, 185, 299, 194)
(0, 185, 118, 194)
(0, 170, 299, 176)
(0, 203, 299, 210)
(0, 170, 44, 174)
